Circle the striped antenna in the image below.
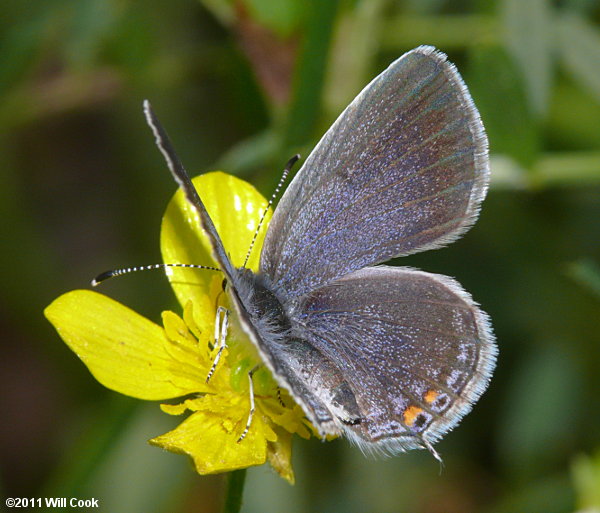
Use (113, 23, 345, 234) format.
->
(91, 263, 221, 287)
(242, 154, 300, 268)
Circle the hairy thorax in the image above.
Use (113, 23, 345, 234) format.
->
(233, 268, 292, 335)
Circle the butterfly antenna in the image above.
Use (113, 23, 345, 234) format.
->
(91, 263, 220, 287)
(242, 154, 300, 268)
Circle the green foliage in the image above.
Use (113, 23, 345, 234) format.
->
(469, 45, 540, 168)
(558, 14, 600, 104)
(501, 0, 554, 117)
(572, 449, 600, 510)
(243, 0, 304, 37)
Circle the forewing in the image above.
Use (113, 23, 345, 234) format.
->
(261, 46, 489, 299)
(290, 266, 496, 453)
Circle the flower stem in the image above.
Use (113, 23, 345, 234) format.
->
(223, 469, 247, 513)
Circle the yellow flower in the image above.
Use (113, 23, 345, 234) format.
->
(44, 172, 311, 484)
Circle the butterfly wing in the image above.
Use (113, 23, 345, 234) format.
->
(260, 46, 489, 299)
(281, 266, 496, 453)
(144, 101, 239, 281)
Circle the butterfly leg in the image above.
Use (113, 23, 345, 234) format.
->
(206, 306, 229, 383)
(237, 364, 262, 443)
(420, 436, 444, 469)
(276, 387, 286, 407)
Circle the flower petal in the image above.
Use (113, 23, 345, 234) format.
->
(150, 406, 268, 474)
(45, 290, 201, 400)
(161, 172, 271, 322)
(267, 427, 295, 484)
(266, 402, 312, 440)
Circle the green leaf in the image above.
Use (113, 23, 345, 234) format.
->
(563, 0, 599, 15)
(557, 14, 600, 104)
(572, 450, 600, 510)
(87, 404, 193, 513)
(197, 0, 235, 26)
(381, 14, 498, 50)
(501, 0, 554, 116)
(282, 0, 341, 150)
(324, 0, 385, 115)
(243, 0, 304, 38)
(65, 0, 119, 68)
(468, 45, 540, 168)
(487, 474, 574, 513)
(566, 259, 600, 298)
(547, 80, 600, 150)
(0, 16, 46, 96)
(217, 129, 280, 177)
(42, 396, 138, 499)
(496, 345, 583, 478)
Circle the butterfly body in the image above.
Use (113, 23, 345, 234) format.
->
(227, 267, 348, 436)
(145, 45, 497, 457)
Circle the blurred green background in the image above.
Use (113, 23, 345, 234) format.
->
(2, 0, 600, 512)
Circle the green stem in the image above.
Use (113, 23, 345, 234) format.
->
(223, 469, 247, 513)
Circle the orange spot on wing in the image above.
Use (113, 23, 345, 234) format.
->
(424, 390, 438, 403)
(403, 405, 423, 427)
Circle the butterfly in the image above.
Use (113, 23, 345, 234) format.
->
(144, 45, 496, 460)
